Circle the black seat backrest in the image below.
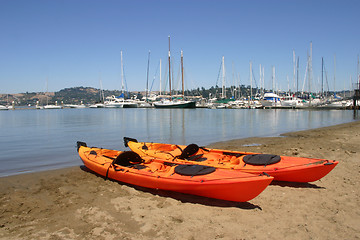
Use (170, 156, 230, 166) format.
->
(178, 144, 199, 159)
(113, 151, 144, 167)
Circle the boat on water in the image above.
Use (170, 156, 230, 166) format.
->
(37, 78, 63, 109)
(89, 77, 106, 108)
(104, 95, 138, 108)
(318, 99, 352, 109)
(153, 37, 196, 109)
(66, 101, 86, 108)
(89, 103, 106, 108)
(226, 100, 248, 109)
(43, 104, 62, 109)
(43, 100, 63, 109)
(77, 141, 273, 202)
(67, 104, 86, 108)
(104, 95, 124, 108)
(0, 105, 9, 110)
(123, 99, 139, 108)
(260, 93, 282, 108)
(280, 95, 305, 108)
(124, 138, 338, 183)
(154, 99, 196, 108)
(138, 101, 153, 108)
(104, 51, 138, 108)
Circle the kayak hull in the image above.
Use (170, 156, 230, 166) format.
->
(126, 140, 338, 183)
(77, 143, 273, 202)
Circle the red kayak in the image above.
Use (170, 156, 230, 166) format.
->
(77, 141, 273, 202)
(124, 137, 338, 183)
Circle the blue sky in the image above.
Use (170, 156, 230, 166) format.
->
(0, 0, 359, 94)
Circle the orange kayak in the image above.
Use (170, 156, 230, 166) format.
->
(77, 141, 273, 202)
(124, 137, 338, 183)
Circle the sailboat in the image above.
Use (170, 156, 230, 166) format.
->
(89, 77, 106, 108)
(154, 36, 196, 109)
(260, 66, 281, 108)
(43, 78, 62, 109)
(43, 101, 62, 109)
(138, 50, 153, 108)
(105, 51, 138, 108)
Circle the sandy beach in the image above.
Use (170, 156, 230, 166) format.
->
(1, 120, 359, 240)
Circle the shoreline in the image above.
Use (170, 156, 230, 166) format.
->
(1, 121, 359, 239)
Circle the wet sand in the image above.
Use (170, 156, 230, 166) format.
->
(1, 121, 359, 239)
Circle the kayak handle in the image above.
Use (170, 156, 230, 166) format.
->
(124, 137, 138, 147)
(76, 141, 87, 152)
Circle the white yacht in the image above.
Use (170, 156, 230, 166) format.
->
(260, 93, 282, 108)
(281, 96, 305, 108)
(43, 101, 62, 109)
(104, 95, 138, 108)
(0, 105, 9, 110)
(89, 103, 106, 108)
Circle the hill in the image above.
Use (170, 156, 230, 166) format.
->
(0, 87, 144, 106)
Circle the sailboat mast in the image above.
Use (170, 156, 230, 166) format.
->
(100, 78, 104, 102)
(181, 50, 184, 99)
(293, 50, 296, 93)
(237, 73, 241, 99)
(309, 42, 312, 104)
(232, 61, 235, 98)
(121, 50, 124, 95)
(334, 54, 336, 94)
(168, 36, 172, 98)
(222, 56, 225, 98)
(146, 50, 150, 101)
(46, 77, 49, 105)
(259, 64, 262, 97)
(350, 75, 352, 97)
(307, 52, 310, 99)
(272, 66, 275, 92)
(262, 66, 265, 96)
(250, 61, 252, 101)
(321, 57, 324, 97)
(357, 54, 360, 86)
(99, 73, 104, 102)
(287, 75, 289, 95)
(159, 59, 162, 96)
(297, 56, 299, 95)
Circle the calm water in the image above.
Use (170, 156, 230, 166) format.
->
(0, 108, 358, 177)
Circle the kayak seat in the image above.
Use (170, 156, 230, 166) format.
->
(174, 164, 216, 176)
(243, 154, 281, 166)
(178, 144, 200, 159)
(113, 151, 144, 167)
